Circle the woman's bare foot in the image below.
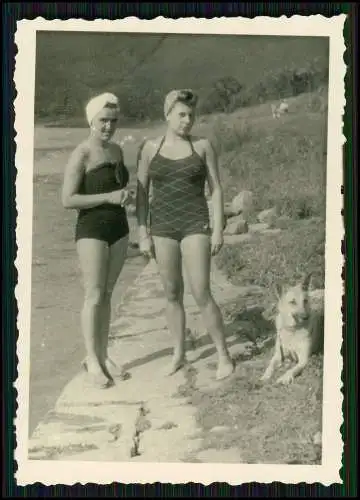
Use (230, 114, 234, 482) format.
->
(166, 353, 187, 376)
(216, 356, 235, 381)
(82, 358, 112, 389)
(104, 358, 129, 380)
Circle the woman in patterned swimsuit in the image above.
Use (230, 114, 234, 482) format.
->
(136, 89, 234, 380)
(62, 93, 131, 389)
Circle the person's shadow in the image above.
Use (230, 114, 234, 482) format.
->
(123, 305, 275, 372)
(190, 305, 275, 366)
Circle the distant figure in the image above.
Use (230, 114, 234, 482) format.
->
(271, 99, 289, 119)
(61, 92, 132, 389)
(136, 89, 235, 381)
(271, 103, 279, 119)
(278, 99, 289, 114)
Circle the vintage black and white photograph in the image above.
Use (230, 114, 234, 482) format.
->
(14, 16, 345, 485)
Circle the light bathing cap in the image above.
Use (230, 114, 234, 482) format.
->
(85, 92, 120, 126)
(164, 89, 198, 117)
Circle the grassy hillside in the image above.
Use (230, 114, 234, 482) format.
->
(35, 31, 329, 125)
(208, 90, 327, 293)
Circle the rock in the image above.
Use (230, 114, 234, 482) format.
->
(261, 228, 282, 236)
(226, 214, 247, 226)
(249, 222, 269, 233)
(231, 190, 253, 216)
(224, 202, 234, 217)
(257, 207, 277, 225)
(224, 216, 249, 235)
(207, 197, 244, 225)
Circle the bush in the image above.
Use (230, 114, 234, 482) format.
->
(226, 61, 329, 114)
(198, 76, 244, 115)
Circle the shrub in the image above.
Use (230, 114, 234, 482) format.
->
(226, 60, 329, 114)
(198, 77, 244, 115)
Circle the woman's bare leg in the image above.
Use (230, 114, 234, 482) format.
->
(100, 235, 129, 374)
(181, 233, 234, 380)
(76, 238, 109, 385)
(152, 235, 186, 375)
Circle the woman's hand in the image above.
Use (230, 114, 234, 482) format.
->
(139, 234, 153, 260)
(211, 229, 224, 256)
(107, 189, 130, 207)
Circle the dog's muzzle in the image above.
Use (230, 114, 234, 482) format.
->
(294, 313, 310, 323)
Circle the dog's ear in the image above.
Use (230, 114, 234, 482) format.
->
(301, 273, 313, 291)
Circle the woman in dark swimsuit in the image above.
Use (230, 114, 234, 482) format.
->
(136, 89, 234, 380)
(62, 93, 131, 389)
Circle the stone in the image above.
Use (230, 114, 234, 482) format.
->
(261, 229, 282, 236)
(224, 216, 249, 235)
(224, 202, 234, 217)
(249, 222, 269, 233)
(231, 190, 253, 216)
(257, 207, 277, 225)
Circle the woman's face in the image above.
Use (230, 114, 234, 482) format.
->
(166, 101, 195, 136)
(91, 106, 119, 142)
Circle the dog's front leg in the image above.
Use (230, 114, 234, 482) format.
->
(260, 339, 282, 381)
(276, 351, 310, 385)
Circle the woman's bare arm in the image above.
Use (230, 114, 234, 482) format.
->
(61, 144, 117, 209)
(136, 140, 151, 238)
(203, 139, 225, 234)
(114, 143, 130, 188)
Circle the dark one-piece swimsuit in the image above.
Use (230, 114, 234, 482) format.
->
(75, 161, 130, 246)
(148, 136, 211, 242)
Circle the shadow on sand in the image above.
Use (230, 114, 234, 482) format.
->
(123, 305, 275, 372)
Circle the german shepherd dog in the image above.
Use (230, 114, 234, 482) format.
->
(260, 274, 324, 385)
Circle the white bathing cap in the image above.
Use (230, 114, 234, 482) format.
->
(85, 92, 120, 125)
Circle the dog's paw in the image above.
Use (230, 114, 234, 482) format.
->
(276, 372, 294, 385)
